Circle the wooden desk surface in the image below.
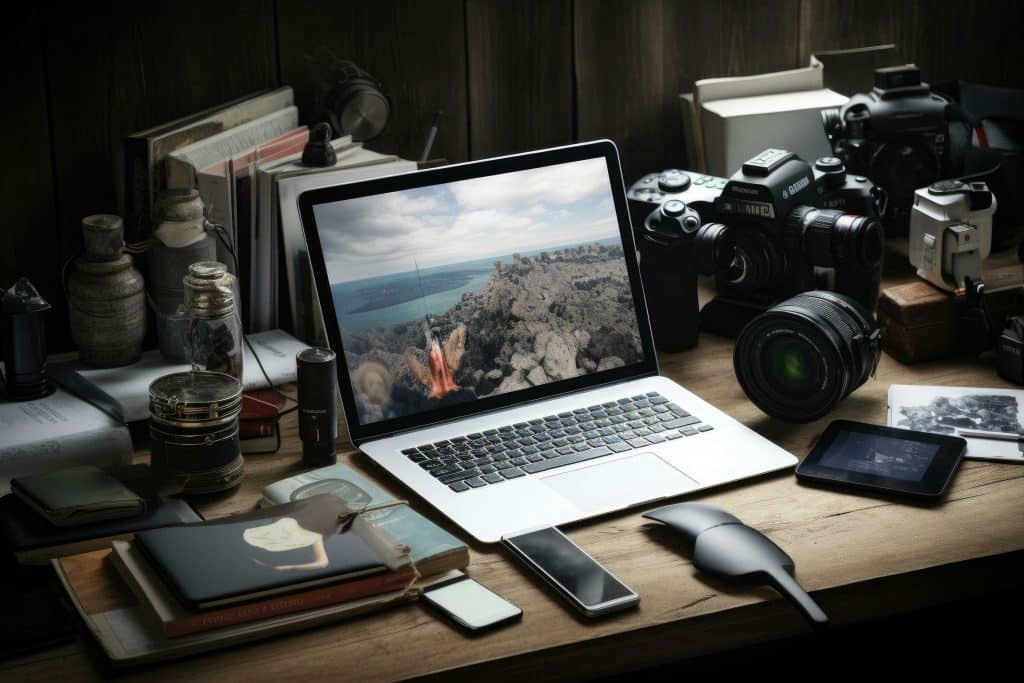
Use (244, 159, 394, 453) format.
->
(5, 249, 1024, 682)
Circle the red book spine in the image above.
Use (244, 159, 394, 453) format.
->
(165, 567, 415, 638)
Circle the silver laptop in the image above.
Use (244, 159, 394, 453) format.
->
(298, 140, 796, 543)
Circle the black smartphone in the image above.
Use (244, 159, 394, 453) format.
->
(502, 527, 639, 617)
(421, 577, 522, 631)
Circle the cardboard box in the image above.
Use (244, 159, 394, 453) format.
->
(701, 88, 848, 176)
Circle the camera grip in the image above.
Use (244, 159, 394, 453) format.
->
(638, 241, 699, 352)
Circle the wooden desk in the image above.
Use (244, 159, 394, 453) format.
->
(5, 249, 1024, 682)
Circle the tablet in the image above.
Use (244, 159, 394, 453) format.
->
(796, 420, 967, 500)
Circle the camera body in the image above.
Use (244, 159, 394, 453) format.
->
(821, 65, 954, 234)
(696, 149, 885, 336)
(627, 149, 885, 341)
(909, 179, 996, 292)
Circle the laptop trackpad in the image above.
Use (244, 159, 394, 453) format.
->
(540, 453, 698, 513)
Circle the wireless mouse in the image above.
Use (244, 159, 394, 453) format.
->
(643, 502, 828, 627)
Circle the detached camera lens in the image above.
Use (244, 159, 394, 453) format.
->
(734, 291, 880, 422)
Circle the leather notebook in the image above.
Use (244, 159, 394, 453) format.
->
(0, 494, 201, 565)
(11, 466, 145, 527)
(134, 494, 411, 610)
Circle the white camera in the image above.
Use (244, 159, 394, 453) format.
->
(909, 180, 997, 291)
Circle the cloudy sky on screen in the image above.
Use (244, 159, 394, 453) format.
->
(313, 157, 621, 283)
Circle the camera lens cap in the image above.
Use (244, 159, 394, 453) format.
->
(661, 199, 686, 217)
(658, 170, 691, 193)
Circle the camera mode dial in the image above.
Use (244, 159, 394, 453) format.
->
(658, 169, 691, 193)
(815, 156, 847, 190)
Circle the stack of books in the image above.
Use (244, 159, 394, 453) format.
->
(54, 465, 469, 666)
(124, 88, 417, 341)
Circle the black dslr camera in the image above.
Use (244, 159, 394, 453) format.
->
(820, 65, 968, 235)
(627, 149, 885, 344)
(693, 149, 885, 337)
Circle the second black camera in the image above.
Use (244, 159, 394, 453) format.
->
(629, 148, 886, 343)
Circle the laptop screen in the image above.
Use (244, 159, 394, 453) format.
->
(300, 142, 657, 441)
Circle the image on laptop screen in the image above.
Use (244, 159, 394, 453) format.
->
(312, 157, 645, 426)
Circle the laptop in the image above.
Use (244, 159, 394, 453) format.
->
(298, 140, 796, 543)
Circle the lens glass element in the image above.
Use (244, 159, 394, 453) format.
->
(761, 335, 821, 397)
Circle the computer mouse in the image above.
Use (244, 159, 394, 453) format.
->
(644, 502, 828, 627)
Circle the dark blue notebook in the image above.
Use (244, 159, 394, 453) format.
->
(134, 494, 391, 609)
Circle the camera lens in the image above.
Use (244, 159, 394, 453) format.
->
(734, 291, 880, 422)
(790, 207, 883, 268)
(694, 224, 784, 289)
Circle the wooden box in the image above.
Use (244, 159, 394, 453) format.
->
(877, 265, 1024, 364)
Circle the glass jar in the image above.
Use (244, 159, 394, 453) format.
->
(183, 261, 243, 382)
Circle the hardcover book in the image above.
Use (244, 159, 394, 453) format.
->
(11, 465, 144, 527)
(261, 464, 469, 578)
(110, 539, 415, 638)
(1, 494, 200, 565)
(134, 494, 410, 610)
(54, 548, 460, 667)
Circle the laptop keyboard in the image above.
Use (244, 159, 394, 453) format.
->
(401, 391, 713, 493)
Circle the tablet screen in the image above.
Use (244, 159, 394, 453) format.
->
(819, 430, 940, 482)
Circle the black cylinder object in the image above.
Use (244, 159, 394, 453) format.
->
(149, 371, 244, 495)
(1, 278, 53, 401)
(297, 347, 338, 466)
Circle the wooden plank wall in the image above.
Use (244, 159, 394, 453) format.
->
(4, 0, 1023, 352)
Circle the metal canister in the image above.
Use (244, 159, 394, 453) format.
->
(149, 189, 217, 362)
(68, 215, 146, 367)
(183, 261, 243, 382)
(149, 370, 244, 495)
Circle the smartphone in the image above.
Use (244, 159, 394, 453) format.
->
(422, 577, 522, 632)
(502, 527, 639, 617)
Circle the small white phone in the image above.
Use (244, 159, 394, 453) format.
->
(502, 526, 639, 617)
(422, 577, 522, 631)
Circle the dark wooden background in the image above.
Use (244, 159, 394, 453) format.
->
(4, 0, 1023, 352)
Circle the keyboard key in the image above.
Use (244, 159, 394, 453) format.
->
(647, 434, 666, 444)
(439, 469, 480, 484)
(401, 448, 419, 455)
(631, 395, 646, 401)
(698, 424, 714, 432)
(556, 446, 574, 455)
(451, 436, 467, 444)
(466, 433, 482, 439)
(483, 429, 498, 435)
(668, 404, 689, 416)
(650, 395, 669, 404)
(513, 422, 529, 429)
(628, 437, 651, 448)
(483, 473, 503, 484)
(527, 453, 543, 463)
(649, 424, 666, 433)
(645, 391, 660, 397)
(573, 442, 590, 451)
(666, 432, 684, 440)
(449, 481, 470, 492)
(680, 427, 699, 436)
(609, 441, 632, 453)
(522, 446, 612, 474)
(511, 457, 528, 466)
(466, 477, 488, 488)
(664, 416, 701, 430)
(479, 464, 497, 474)
(501, 467, 526, 479)
(408, 453, 427, 463)
(420, 459, 444, 470)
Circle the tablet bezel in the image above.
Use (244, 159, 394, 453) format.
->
(796, 420, 967, 499)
